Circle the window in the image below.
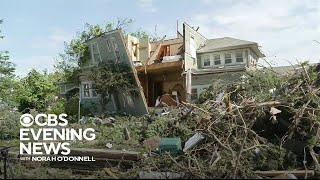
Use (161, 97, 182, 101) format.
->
(91, 43, 101, 62)
(111, 38, 120, 63)
(203, 55, 210, 67)
(225, 53, 232, 64)
(236, 52, 243, 62)
(111, 38, 119, 51)
(83, 84, 90, 97)
(83, 82, 98, 98)
(191, 88, 198, 100)
(91, 84, 97, 97)
(190, 34, 196, 58)
(106, 39, 112, 52)
(132, 43, 138, 59)
(214, 54, 221, 65)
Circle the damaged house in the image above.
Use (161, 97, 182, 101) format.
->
(59, 22, 265, 116)
(133, 22, 265, 104)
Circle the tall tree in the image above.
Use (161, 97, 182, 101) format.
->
(15, 69, 58, 112)
(0, 19, 16, 104)
(0, 20, 15, 77)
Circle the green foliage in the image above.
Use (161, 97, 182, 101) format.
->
(15, 69, 58, 112)
(92, 62, 137, 94)
(146, 109, 195, 141)
(54, 18, 159, 82)
(0, 19, 16, 105)
(0, 104, 21, 140)
(47, 98, 65, 115)
(0, 51, 15, 76)
(54, 18, 134, 80)
(199, 69, 282, 104)
(90, 62, 139, 113)
(0, 20, 15, 76)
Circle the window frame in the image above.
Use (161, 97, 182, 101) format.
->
(224, 53, 232, 64)
(82, 81, 99, 99)
(191, 88, 198, 100)
(236, 51, 244, 63)
(83, 83, 90, 98)
(91, 83, 98, 97)
(106, 39, 112, 52)
(202, 54, 211, 68)
(90, 42, 102, 63)
(213, 54, 221, 66)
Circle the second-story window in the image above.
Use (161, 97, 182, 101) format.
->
(236, 52, 244, 62)
(214, 54, 221, 65)
(203, 55, 210, 67)
(225, 53, 232, 64)
(91, 43, 101, 63)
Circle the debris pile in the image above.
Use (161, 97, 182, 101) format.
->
(4, 64, 320, 179)
(128, 63, 320, 179)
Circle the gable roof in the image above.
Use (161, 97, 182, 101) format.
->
(197, 37, 265, 57)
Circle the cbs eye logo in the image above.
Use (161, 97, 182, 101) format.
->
(20, 114, 34, 127)
(19, 113, 68, 127)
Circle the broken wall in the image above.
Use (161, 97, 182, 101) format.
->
(138, 70, 185, 106)
(183, 23, 206, 71)
(126, 35, 140, 63)
(139, 37, 150, 64)
(83, 30, 149, 116)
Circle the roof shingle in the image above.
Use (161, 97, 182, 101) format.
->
(197, 37, 257, 53)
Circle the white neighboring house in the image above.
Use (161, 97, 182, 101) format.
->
(191, 37, 265, 100)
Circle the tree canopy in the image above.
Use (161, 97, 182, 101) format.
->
(55, 18, 161, 81)
(0, 19, 16, 105)
(0, 20, 15, 78)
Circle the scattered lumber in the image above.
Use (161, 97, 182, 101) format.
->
(68, 148, 141, 161)
(254, 170, 315, 178)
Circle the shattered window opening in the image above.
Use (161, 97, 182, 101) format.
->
(132, 43, 138, 58)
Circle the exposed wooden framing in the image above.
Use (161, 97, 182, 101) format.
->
(136, 61, 182, 74)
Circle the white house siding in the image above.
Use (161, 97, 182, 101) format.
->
(198, 48, 250, 70)
(248, 49, 259, 69)
(191, 72, 245, 100)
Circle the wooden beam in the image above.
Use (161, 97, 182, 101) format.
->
(136, 61, 182, 74)
(68, 148, 141, 161)
(254, 170, 314, 178)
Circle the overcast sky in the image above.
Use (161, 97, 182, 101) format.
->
(0, 0, 319, 77)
